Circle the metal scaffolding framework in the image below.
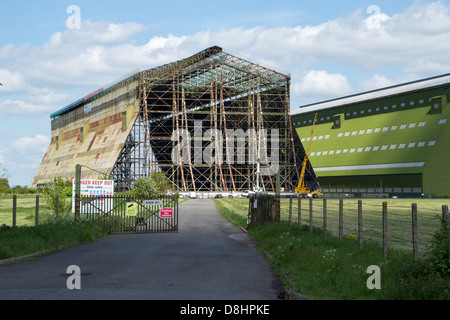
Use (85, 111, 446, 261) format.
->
(109, 46, 317, 193)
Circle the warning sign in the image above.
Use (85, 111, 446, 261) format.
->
(160, 207, 173, 218)
(126, 202, 137, 216)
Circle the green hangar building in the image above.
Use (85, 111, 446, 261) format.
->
(291, 73, 450, 198)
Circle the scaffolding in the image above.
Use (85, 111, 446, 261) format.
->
(109, 46, 317, 193)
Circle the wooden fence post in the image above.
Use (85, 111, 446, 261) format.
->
(339, 198, 343, 240)
(358, 200, 363, 248)
(309, 197, 313, 233)
(382, 201, 388, 257)
(323, 198, 327, 237)
(297, 197, 301, 228)
(412, 203, 419, 262)
(12, 195, 17, 227)
(35, 195, 39, 226)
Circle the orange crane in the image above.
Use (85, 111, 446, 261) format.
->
(295, 113, 323, 198)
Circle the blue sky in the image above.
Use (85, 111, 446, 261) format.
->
(0, 0, 449, 186)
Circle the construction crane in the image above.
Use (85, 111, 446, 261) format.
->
(295, 113, 323, 198)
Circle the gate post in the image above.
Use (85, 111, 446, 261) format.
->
(74, 164, 81, 221)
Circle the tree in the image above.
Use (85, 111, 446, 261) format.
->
(41, 177, 71, 216)
(132, 177, 159, 198)
(0, 167, 9, 194)
(132, 171, 172, 198)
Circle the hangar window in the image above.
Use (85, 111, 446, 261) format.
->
(400, 124, 407, 130)
(376, 107, 380, 112)
(373, 146, 380, 151)
(419, 99, 424, 104)
(316, 151, 322, 156)
(353, 112, 357, 116)
(382, 127, 389, 132)
(325, 134, 330, 139)
(368, 109, 372, 113)
(360, 110, 364, 115)
(329, 150, 335, 155)
(337, 133, 343, 138)
(381, 145, 388, 150)
(301, 138, 306, 142)
(318, 135, 324, 140)
(410, 101, 415, 106)
(418, 142, 425, 147)
(310, 152, 315, 157)
(365, 147, 371, 152)
(408, 142, 416, 148)
(322, 151, 328, 155)
(357, 147, 363, 152)
(336, 150, 342, 154)
(418, 122, 426, 127)
(366, 128, 373, 134)
(344, 132, 350, 137)
(343, 149, 349, 154)
(392, 104, 397, 108)
(399, 144, 406, 149)
(384, 106, 388, 110)
(439, 119, 447, 125)
(312, 136, 317, 141)
(428, 141, 436, 146)
(351, 131, 358, 136)
(391, 126, 398, 131)
(390, 144, 397, 150)
(409, 123, 416, 128)
(359, 130, 365, 135)
(374, 128, 381, 133)
(401, 103, 406, 107)
(350, 148, 356, 153)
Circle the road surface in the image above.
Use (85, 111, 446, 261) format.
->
(0, 199, 283, 300)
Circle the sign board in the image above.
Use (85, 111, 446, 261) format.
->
(160, 207, 173, 218)
(143, 200, 163, 206)
(72, 179, 114, 213)
(126, 202, 137, 216)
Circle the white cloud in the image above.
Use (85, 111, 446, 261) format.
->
(11, 134, 50, 155)
(359, 74, 396, 91)
(292, 70, 352, 102)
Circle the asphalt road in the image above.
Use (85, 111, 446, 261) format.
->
(0, 199, 283, 300)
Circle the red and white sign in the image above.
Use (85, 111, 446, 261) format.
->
(160, 207, 173, 218)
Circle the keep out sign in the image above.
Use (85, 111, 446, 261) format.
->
(160, 207, 173, 218)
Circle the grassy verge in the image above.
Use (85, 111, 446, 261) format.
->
(213, 198, 450, 300)
(0, 220, 110, 261)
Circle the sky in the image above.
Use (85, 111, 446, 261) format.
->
(0, 0, 449, 187)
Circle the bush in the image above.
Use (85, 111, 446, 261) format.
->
(41, 177, 71, 216)
(424, 215, 450, 277)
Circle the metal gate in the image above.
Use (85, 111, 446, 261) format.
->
(77, 195, 178, 233)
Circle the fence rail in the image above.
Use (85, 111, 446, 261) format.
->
(248, 195, 448, 261)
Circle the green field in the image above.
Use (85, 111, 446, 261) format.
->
(0, 194, 61, 227)
(215, 197, 446, 254)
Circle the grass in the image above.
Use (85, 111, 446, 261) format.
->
(215, 197, 445, 253)
(213, 197, 450, 300)
(0, 220, 110, 261)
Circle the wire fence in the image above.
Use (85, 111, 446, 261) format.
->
(273, 197, 448, 260)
